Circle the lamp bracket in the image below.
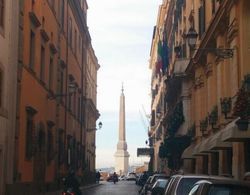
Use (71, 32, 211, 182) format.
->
(193, 48, 234, 59)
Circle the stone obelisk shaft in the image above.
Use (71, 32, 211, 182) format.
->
(115, 86, 129, 175)
(119, 89, 125, 141)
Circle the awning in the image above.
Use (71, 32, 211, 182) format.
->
(173, 59, 189, 76)
(181, 144, 195, 159)
(198, 137, 214, 153)
(209, 130, 232, 150)
(222, 118, 250, 142)
(192, 142, 207, 156)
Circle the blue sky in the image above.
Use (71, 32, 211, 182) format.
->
(87, 0, 162, 168)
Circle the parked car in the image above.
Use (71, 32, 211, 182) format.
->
(136, 174, 148, 186)
(139, 176, 153, 195)
(119, 175, 126, 181)
(188, 179, 250, 195)
(140, 174, 169, 195)
(164, 175, 233, 195)
(147, 174, 169, 193)
(148, 178, 169, 195)
(126, 172, 137, 181)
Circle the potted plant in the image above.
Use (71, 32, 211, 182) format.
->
(233, 75, 250, 130)
(208, 105, 218, 130)
(200, 117, 208, 134)
(220, 97, 232, 119)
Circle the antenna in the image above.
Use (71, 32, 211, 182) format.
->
(142, 105, 150, 123)
(139, 109, 148, 133)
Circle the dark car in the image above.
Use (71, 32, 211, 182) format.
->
(149, 178, 169, 195)
(188, 179, 250, 195)
(164, 175, 232, 195)
(140, 174, 169, 195)
(139, 176, 153, 195)
(137, 173, 149, 186)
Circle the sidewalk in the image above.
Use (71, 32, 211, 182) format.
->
(40, 183, 101, 195)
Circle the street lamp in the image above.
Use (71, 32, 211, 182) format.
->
(86, 121, 103, 132)
(186, 27, 198, 49)
(47, 81, 78, 100)
(185, 27, 234, 59)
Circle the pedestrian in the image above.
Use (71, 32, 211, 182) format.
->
(96, 171, 101, 184)
(113, 172, 118, 184)
(64, 170, 81, 195)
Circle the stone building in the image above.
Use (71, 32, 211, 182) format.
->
(149, 0, 250, 180)
(5, 0, 99, 194)
(0, 0, 19, 194)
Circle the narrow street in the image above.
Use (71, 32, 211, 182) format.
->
(82, 181, 140, 195)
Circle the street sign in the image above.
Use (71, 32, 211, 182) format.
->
(137, 148, 154, 157)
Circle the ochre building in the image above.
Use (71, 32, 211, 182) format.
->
(5, 0, 99, 194)
(149, 0, 250, 180)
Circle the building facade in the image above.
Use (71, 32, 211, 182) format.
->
(0, 0, 19, 194)
(84, 45, 100, 173)
(5, 0, 99, 194)
(149, 0, 250, 180)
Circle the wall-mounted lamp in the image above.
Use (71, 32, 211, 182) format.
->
(186, 27, 234, 59)
(86, 121, 103, 132)
(47, 81, 78, 100)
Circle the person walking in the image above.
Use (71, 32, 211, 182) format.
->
(113, 172, 118, 184)
(96, 171, 101, 184)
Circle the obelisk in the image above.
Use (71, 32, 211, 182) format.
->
(114, 85, 130, 175)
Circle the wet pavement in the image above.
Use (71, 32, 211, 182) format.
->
(82, 180, 140, 195)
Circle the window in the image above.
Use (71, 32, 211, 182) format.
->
(73, 91, 76, 115)
(212, 0, 216, 14)
(60, 0, 64, 29)
(211, 152, 219, 175)
(198, 0, 206, 38)
(74, 29, 77, 53)
(29, 30, 35, 70)
(202, 155, 208, 174)
(68, 92, 72, 111)
(47, 128, 54, 164)
(48, 57, 54, 90)
(68, 17, 72, 47)
(0, 69, 3, 107)
(245, 142, 250, 172)
(25, 116, 33, 159)
(78, 35, 81, 52)
(151, 110, 155, 126)
(40, 46, 45, 81)
(58, 130, 64, 165)
(25, 107, 37, 160)
(78, 96, 81, 120)
(0, 0, 4, 29)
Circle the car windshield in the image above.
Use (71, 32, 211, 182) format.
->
(157, 179, 169, 188)
(176, 178, 204, 195)
(152, 175, 168, 184)
(208, 185, 250, 195)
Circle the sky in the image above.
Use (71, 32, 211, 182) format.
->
(87, 0, 162, 169)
